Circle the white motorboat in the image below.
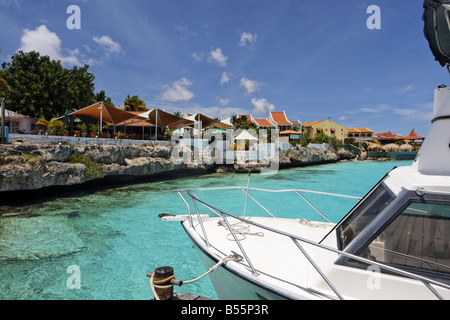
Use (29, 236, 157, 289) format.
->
(161, 2, 450, 299)
(162, 86, 450, 300)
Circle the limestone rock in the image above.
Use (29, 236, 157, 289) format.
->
(0, 143, 344, 192)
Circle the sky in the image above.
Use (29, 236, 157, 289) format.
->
(0, 0, 448, 137)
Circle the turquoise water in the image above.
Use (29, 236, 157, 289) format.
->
(0, 160, 410, 300)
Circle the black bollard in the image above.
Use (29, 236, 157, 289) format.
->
(152, 266, 174, 300)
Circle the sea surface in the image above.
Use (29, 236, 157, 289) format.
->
(0, 160, 411, 300)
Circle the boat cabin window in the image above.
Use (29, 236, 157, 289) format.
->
(360, 201, 450, 276)
(338, 183, 395, 249)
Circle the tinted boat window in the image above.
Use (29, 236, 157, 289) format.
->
(360, 201, 450, 276)
(338, 183, 395, 249)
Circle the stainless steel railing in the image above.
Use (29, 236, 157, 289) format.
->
(167, 186, 450, 300)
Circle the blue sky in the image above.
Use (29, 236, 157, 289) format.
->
(0, 0, 448, 137)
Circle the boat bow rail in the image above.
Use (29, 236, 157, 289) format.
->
(163, 186, 450, 300)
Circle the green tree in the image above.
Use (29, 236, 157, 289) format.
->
(312, 132, 329, 144)
(232, 115, 257, 130)
(1, 51, 95, 119)
(121, 95, 148, 111)
(93, 90, 114, 106)
(300, 134, 311, 147)
(67, 65, 95, 111)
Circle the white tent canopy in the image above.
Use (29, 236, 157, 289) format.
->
(233, 129, 259, 141)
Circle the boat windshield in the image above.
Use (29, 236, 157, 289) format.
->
(360, 200, 450, 277)
(338, 183, 395, 249)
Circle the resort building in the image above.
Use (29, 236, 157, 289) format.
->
(268, 111, 293, 131)
(403, 129, 424, 143)
(280, 130, 302, 143)
(376, 131, 403, 145)
(303, 118, 347, 143)
(346, 128, 374, 142)
(375, 129, 424, 148)
(0, 109, 37, 134)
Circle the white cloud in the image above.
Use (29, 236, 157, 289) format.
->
(220, 71, 234, 85)
(357, 104, 391, 114)
(251, 98, 276, 115)
(208, 48, 228, 67)
(18, 25, 82, 66)
(339, 116, 349, 121)
(0, 0, 20, 9)
(159, 78, 195, 102)
(240, 77, 264, 94)
(175, 25, 198, 40)
(93, 35, 123, 55)
(17, 25, 122, 67)
(191, 52, 204, 62)
(217, 97, 230, 106)
(398, 84, 414, 95)
(393, 104, 433, 121)
(239, 32, 257, 49)
(189, 106, 249, 121)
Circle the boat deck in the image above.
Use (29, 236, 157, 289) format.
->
(187, 216, 336, 298)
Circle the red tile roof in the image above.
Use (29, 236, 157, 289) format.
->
(377, 131, 402, 140)
(253, 119, 274, 127)
(270, 112, 292, 125)
(403, 129, 424, 140)
(238, 115, 252, 123)
(303, 120, 324, 128)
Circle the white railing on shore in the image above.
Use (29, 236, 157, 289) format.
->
(9, 133, 175, 146)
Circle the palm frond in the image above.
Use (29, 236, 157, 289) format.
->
(0, 77, 10, 92)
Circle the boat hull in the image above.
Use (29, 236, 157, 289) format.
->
(190, 235, 290, 300)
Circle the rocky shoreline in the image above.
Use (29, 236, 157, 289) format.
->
(0, 143, 355, 193)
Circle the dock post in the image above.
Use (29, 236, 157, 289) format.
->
(151, 266, 174, 300)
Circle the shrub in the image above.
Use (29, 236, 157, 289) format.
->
(47, 118, 66, 136)
(67, 153, 105, 180)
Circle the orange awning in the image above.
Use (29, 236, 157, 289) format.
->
(70, 102, 143, 125)
(184, 113, 231, 129)
(137, 109, 194, 129)
(280, 130, 301, 135)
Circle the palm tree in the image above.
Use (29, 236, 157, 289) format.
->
(121, 95, 148, 112)
(0, 70, 10, 93)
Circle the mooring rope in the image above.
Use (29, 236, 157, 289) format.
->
(150, 253, 243, 300)
(218, 220, 264, 241)
(297, 218, 330, 228)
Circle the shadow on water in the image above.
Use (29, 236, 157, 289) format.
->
(0, 169, 208, 209)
